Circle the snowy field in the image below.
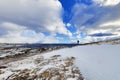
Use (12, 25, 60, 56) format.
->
(42, 45, 120, 80)
(0, 44, 120, 80)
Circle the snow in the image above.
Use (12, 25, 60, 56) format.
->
(67, 78, 77, 80)
(0, 48, 30, 58)
(41, 45, 120, 80)
(1, 44, 120, 80)
(0, 49, 81, 79)
(38, 65, 55, 74)
(0, 71, 13, 79)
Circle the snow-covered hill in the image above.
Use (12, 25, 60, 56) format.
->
(0, 44, 120, 80)
(43, 45, 120, 80)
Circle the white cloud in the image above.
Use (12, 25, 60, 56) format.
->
(0, 0, 72, 37)
(88, 29, 111, 34)
(0, 0, 72, 43)
(66, 23, 71, 27)
(0, 22, 59, 43)
(99, 19, 120, 27)
(0, 22, 26, 36)
(93, 0, 120, 6)
(71, 1, 120, 42)
(71, 3, 93, 27)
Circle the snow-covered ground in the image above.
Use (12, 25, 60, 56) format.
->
(0, 44, 120, 80)
(0, 47, 83, 80)
(42, 45, 120, 80)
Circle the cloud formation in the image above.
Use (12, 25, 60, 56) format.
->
(0, 0, 72, 43)
(71, 0, 120, 42)
(0, 22, 60, 43)
(93, 0, 120, 6)
(0, 0, 120, 43)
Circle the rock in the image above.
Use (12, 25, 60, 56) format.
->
(0, 66, 7, 69)
(0, 70, 5, 74)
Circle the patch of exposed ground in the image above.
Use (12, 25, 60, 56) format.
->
(0, 46, 66, 65)
(0, 55, 84, 80)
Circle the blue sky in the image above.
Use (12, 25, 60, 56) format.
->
(0, 0, 120, 43)
(59, 0, 93, 23)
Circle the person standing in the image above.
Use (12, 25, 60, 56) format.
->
(77, 40, 79, 44)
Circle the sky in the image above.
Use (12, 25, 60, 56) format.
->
(0, 0, 120, 43)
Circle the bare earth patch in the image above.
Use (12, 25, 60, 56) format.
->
(0, 54, 84, 80)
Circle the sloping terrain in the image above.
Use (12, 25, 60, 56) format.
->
(0, 48, 84, 80)
(0, 42, 120, 80)
(41, 45, 120, 80)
